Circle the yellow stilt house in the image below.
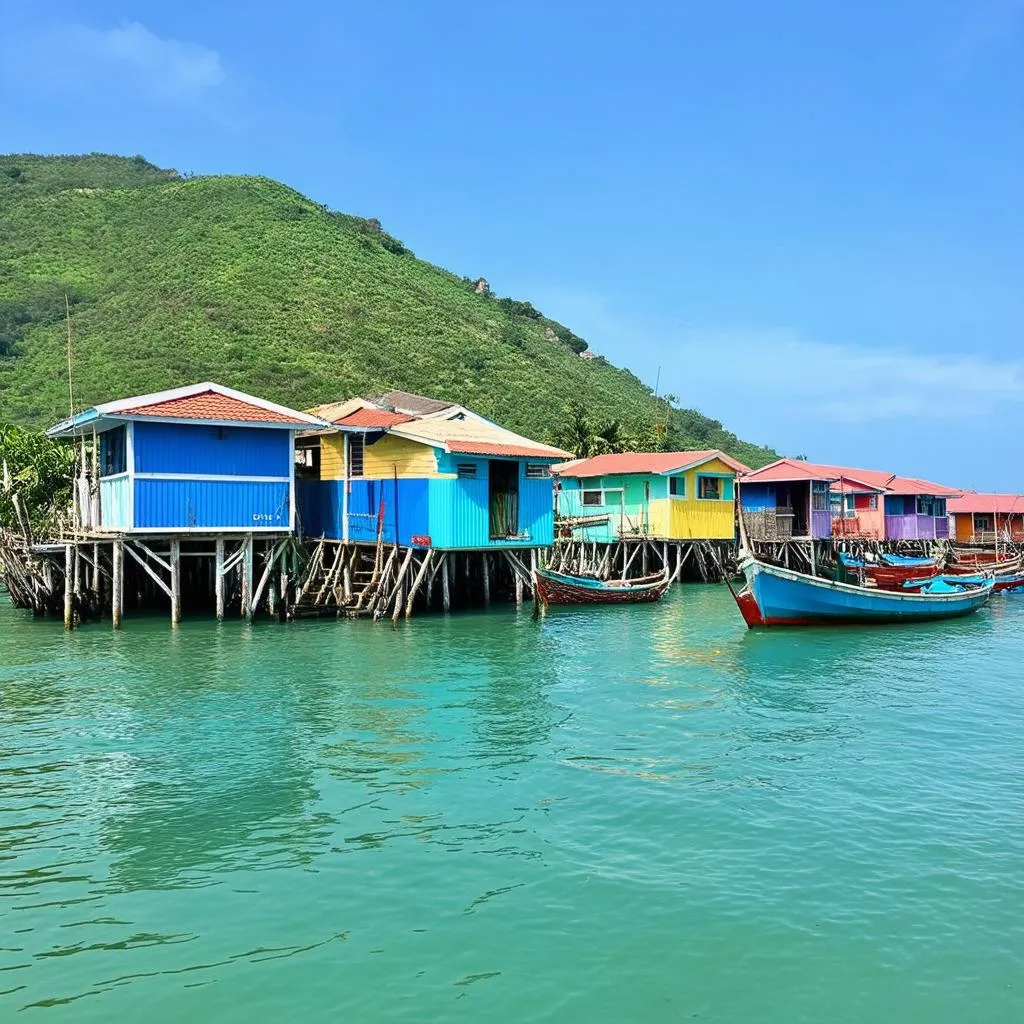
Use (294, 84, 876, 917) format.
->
(554, 450, 749, 542)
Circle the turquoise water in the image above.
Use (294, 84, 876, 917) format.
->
(1, 587, 1022, 1022)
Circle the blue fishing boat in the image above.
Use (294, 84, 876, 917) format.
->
(731, 555, 993, 628)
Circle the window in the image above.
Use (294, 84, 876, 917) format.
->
(348, 435, 364, 478)
(525, 463, 549, 479)
(669, 476, 686, 498)
(812, 481, 829, 511)
(582, 489, 603, 506)
(698, 476, 722, 500)
(100, 426, 127, 477)
(975, 514, 993, 532)
(868, 495, 878, 510)
(916, 496, 944, 517)
(294, 440, 322, 480)
(456, 462, 477, 479)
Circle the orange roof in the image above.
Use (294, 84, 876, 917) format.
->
(949, 494, 1024, 515)
(447, 440, 565, 459)
(121, 390, 309, 425)
(555, 450, 749, 479)
(333, 408, 414, 428)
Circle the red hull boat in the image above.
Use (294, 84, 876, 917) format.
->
(533, 568, 670, 606)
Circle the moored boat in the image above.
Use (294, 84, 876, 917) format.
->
(533, 568, 670, 606)
(838, 552, 941, 589)
(730, 555, 993, 628)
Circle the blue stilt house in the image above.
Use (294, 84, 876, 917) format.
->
(296, 391, 572, 549)
(46, 382, 330, 534)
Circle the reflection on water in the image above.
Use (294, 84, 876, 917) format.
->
(1, 588, 1023, 1022)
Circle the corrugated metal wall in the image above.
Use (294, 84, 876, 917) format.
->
(133, 421, 290, 477)
(296, 480, 343, 538)
(134, 479, 290, 530)
(427, 462, 554, 548)
(99, 476, 130, 530)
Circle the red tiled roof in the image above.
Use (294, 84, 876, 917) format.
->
(447, 440, 566, 459)
(555, 450, 749, 478)
(949, 493, 1024, 515)
(333, 408, 414, 428)
(742, 459, 958, 496)
(121, 390, 309, 425)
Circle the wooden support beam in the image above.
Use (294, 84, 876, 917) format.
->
(442, 553, 451, 612)
(111, 540, 123, 629)
(241, 535, 254, 619)
(482, 553, 491, 605)
(124, 541, 173, 599)
(215, 538, 226, 620)
(63, 543, 73, 630)
(170, 539, 182, 626)
(404, 548, 434, 618)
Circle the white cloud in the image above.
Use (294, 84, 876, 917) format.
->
(681, 329, 1024, 424)
(30, 21, 225, 104)
(526, 286, 1024, 428)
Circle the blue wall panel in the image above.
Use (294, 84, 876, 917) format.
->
(296, 479, 429, 544)
(134, 479, 290, 530)
(133, 421, 291, 477)
(296, 480, 343, 538)
(740, 483, 775, 511)
(428, 463, 555, 548)
(99, 475, 130, 530)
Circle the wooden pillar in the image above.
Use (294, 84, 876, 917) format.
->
(111, 540, 123, 629)
(63, 543, 74, 630)
(442, 553, 451, 612)
(515, 564, 524, 606)
(241, 536, 253, 620)
(268, 581, 277, 616)
(482, 553, 491, 605)
(73, 543, 82, 604)
(215, 538, 225, 620)
(343, 564, 352, 603)
(642, 543, 649, 575)
(91, 542, 102, 603)
(170, 539, 182, 625)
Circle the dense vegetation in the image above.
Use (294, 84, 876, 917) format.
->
(0, 423, 76, 537)
(0, 153, 776, 466)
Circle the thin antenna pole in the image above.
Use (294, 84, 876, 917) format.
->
(65, 293, 74, 419)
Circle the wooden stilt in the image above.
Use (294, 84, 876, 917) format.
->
(63, 543, 73, 630)
(215, 538, 225, 620)
(91, 541, 102, 604)
(110, 540, 123, 628)
(482, 553, 491, 605)
(242, 535, 253, 619)
(170, 539, 182, 625)
(404, 548, 434, 618)
(515, 566, 524, 606)
(442, 553, 451, 612)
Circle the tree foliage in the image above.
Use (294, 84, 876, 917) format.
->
(0, 424, 75, 535)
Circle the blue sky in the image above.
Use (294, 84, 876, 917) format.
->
(1, 1, 1022, 487)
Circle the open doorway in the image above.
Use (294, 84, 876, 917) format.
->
(489, 461, 520, 539)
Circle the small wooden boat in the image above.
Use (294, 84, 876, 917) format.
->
(838, 552, 940, 589)
(533, 568, 670, 606)
(901, 571, 1024, 594)
(946, 554, 1023, 576)
(730, 555, 993, 628)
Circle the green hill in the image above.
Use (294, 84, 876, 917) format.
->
(0, 153, 776, 466)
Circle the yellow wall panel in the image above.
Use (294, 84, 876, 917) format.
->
(363, 434, 441, 479)
(320, 435, 345, 480)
